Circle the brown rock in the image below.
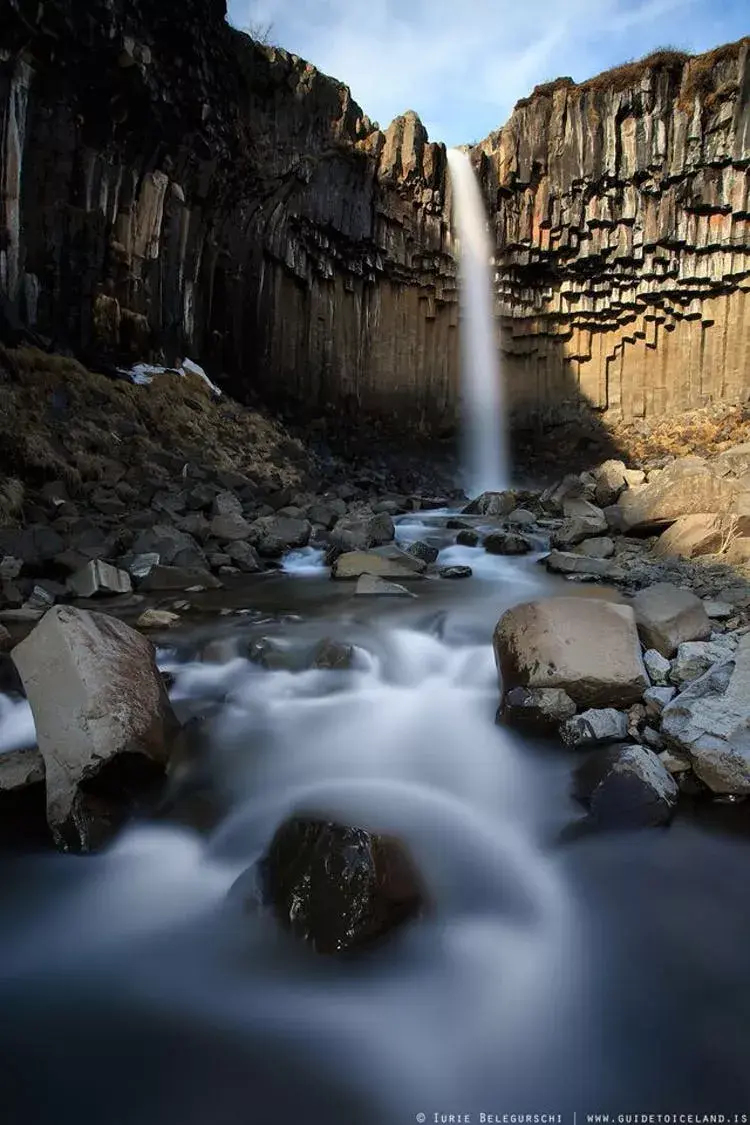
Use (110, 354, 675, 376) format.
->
(494, 597, 649, 709)
(11, 607, 179, 851)
(632, 583, 712, 658)
(614, 461, 739, 534)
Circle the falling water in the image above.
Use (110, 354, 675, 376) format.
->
(447, 148, 509, 494)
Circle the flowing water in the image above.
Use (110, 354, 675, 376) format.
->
(1, 516, 750, 1124)
(447, 149, 509, 495)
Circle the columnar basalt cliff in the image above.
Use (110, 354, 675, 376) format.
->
(0, 0, 456, 433)
(477, 43, 750, 423)
(1, 1, 749, 434)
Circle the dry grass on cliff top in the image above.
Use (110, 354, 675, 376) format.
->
(514, 37, 748, 110)
(0, 345, 310, 501)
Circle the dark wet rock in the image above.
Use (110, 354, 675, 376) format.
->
(247, 516, 312, 558)
(500, 686, 577, 732)
(464, 491, 516, 518)
(254, 817, 425, 953)
(446, 518, 474, 530)
(406, 540, 439, 565)
(560, 708, 629, 748)
(141, 565, 223, 591)
(186, 483, 219, 512)
(0, 557, 23, 581)
(632, 582, 711, 657)
(456, 529, 480, 547)
(483, 531, 532, 556)
(438, 566, 473, 580)
(310, 639, 356, 670)
(589, 745, 679, 828)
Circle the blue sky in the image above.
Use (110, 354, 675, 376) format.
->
(227, 0, 747, 147)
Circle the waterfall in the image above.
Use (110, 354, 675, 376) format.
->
(447, 148, 510, 495)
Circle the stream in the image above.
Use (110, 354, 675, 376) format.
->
(1, 512, 750, 1123)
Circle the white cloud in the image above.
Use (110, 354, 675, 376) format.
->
(228, 0, 744, 145)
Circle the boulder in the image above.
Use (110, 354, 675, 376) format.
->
(669, 638, 737, 686)
(224, 541, 263, 573)
(141, 565, 222, 591)
(247, 516, 312, 557)
(11, 607, 179, 850)
(560, 708, 629, 747)
(463, 491, 516, 517)
(643, 686, 677, 719)
(253, 817, 424, 953)
(494, 597, 649, 709)
(127, 552, 160, 579)
(501, 686, 577, 732)
(307, 500, 347, 529)
(540, 476, 587, 514)
(592, 460, 629, 508)
(132, 524, 206, 566)
(589, 745, 679, 828)
(355, 574, 414, 597)
(211, 490, 242, 518)
(507, 509, 537, 528)
(209, 512, 254, 543)
(652, 513, 741, 559)
(612, 460, 739, 534)
(438, 566, 473, 580)
(406, 540, 439, 565)
(456, 529, 480, 547)
(574, 537, 615, 559)
(545, 551, 624, 580)
(67, 560, 132, 599)
(483, 531, 532, 556)
(632, 583, 711, 657)
(330, 512, 395, 552)
(332, 551, 423, 581)
(661, 636, 750, 794)
(561, 498, 606, 523)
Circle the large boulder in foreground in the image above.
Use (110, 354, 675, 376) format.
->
(661, 635, 750, 794)
(494, 597, 648, 709)
(251, 817, 425, 954)
(632, 583, 711, 658)
(610, 459, 739, 534)
(12, 607, 179, 851)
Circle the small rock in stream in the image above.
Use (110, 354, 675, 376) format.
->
(438, 566, 472, 580)
(246, 817, 425, 954)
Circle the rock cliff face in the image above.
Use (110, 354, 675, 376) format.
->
(477, 43, 750, 423)
(0, 0, 456, 433)
(1, 2, 749, 433)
